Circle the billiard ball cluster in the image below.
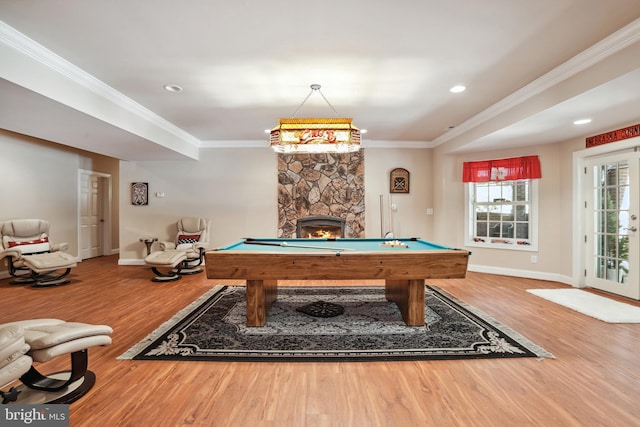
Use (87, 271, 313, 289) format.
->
(380, 240, 408, 248)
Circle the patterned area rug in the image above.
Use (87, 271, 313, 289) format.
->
(119, 286, 554, 362)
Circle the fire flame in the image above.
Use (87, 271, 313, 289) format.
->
(307, 229, 337, 239)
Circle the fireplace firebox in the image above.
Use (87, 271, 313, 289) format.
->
(296, 215, 345, 238)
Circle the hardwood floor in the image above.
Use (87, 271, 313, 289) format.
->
(1, 255, 639, 426)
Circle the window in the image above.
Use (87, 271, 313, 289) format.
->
(466, 179, 538, 250)
(462, 155, 541, 251)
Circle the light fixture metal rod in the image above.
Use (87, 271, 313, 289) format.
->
(317, 88, 340, 117)
(291, 84, 340, 118)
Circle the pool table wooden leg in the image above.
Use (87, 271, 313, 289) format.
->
(385, 279, 425, 326)
(246, 279, 278, 326)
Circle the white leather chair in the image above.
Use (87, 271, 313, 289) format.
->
(0, 219, 77, 286)
(0, 319, 112, 404)
(145, 217, 209, 282)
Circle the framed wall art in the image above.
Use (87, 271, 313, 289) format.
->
(390, 168, 410, 193)
(131, 182, 149, 206)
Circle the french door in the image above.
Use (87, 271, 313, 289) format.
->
(584, 151, 639, 299)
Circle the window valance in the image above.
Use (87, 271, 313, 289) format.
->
(462, 155, 541, 183)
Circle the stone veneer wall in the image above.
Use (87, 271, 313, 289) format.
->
(277, 151, 365, 238)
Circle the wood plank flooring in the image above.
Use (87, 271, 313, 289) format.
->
(1, 255, 639, 426)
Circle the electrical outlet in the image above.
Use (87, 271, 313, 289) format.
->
(531, 255, 538, 264)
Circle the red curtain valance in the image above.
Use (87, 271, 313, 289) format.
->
(462, 155, 541, 183)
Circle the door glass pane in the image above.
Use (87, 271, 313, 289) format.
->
(596, 256, 605, 279)
(606, 211, 617, 233)
(595, 211, 604, 233)
(593, 161, 630, 284)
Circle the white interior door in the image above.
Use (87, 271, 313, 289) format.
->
(584, 151, 639, 299)
(79, 172, 105, 259)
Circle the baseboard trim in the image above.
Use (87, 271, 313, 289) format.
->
(468, 264, 579, 287)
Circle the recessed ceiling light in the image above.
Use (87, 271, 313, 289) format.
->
(449, 85, 466, 93)
(573, 118, 592, 125)
(264, 129, 271, 134)
(360, 129, 368, 134)
(163, 84, 183, 93)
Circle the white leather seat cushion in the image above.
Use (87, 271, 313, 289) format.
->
(29, 335, 112, 363)
(0, 319, 63, 330)
(20, 323, 113, 350)
(145, 250, 186, 266)
(0, 319, 113, 362)
(0, 355, 32, 388)
(21, 252, 77, 272)
(0, 325, 30, 365)
(0, 325, 32, 388)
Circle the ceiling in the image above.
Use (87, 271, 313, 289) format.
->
(1, 0, 640, 161)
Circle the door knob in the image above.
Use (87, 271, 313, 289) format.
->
(625, 226, 638, 232)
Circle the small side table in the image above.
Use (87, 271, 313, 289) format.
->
(139, 237, 158, 256)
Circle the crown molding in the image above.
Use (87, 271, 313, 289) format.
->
(200, 140, 268, 148)
(362, 140, 432, 149)
(199, 139, 433, 149)
(432, 17, 640, 147)
(0, 20, 202, 148)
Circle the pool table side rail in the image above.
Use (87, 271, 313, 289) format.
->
(205, 249, 469, 281)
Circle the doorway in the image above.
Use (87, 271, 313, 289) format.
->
(583, 151, 639, 299)
(78, 170, 111, 260)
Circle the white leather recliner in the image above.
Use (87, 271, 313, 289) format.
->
(144, 217, 209, 282)
(0, 219, 77, 287)
(0, 319, 112, 404)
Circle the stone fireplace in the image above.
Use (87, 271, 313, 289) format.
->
(277, 152, 365, 238)
(297, 215, 345, 238)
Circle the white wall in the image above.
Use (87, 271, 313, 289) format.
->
(119, 148, 278, 261)
(0, 129, 120, 268)
(363, 148, 432, 240)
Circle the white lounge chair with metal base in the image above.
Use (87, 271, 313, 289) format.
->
(144, 250, 187, 282)
(0, 319, 112, 405)
(145, 218, 209, 281)
(0, 219, 77, 287)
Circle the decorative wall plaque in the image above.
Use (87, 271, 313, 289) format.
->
(390, 168, 410, 193)
(131, 182, 149, 206)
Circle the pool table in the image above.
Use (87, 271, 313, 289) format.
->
(205, 238, 470, 327)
